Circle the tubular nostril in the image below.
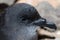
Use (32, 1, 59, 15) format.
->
(32, 18, 46, 26)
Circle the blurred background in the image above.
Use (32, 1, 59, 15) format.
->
(0, 0, 60, 29)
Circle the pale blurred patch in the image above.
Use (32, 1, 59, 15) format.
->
(0, 0, 15, 5)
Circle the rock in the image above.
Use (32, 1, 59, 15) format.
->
(36, 28, 55, 40)
(0, 0, 16, 6)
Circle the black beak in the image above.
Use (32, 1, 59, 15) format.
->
(32, 18, 57, 31)
(45, 22, 57, 31)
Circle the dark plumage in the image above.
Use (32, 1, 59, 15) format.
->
(0, 2, 57, 40)
(0, 3, 40, 40)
